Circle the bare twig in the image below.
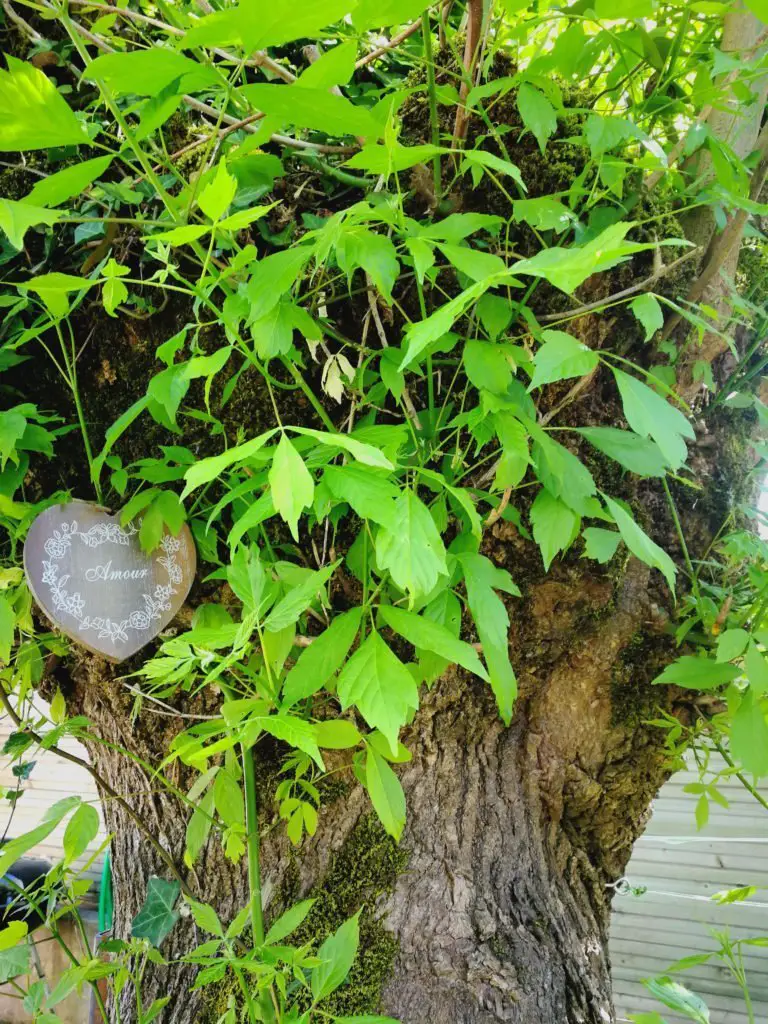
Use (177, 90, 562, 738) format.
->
(485, 487, 511, 526)
(366, 281, 423, 430)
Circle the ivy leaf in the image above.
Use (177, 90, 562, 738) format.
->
(529, 330, 598, 389)
(576, 427, 668, 477)
(0, 200, 63, 251)
(26, 156, 113, 208)
(268, 435, 315, 542)
(0, 56, 89, 150)
(311, 911, 361, 1001)
(613, 368, 694, 470)
(653, 655, 742, 690)
(582, 527, 621, 563)
(602, 493, 676, 591)
(378, 605, 489, 682)
(239, 84, 383, 139)
(131, 877, 181, 947)
(456, 552, 519, 724)
(282, 609, 362, 707)
(517, 83, 557, 153)
(375, 490, 449, 604)
(730, 689, 768, 777)
(365, 747, 406, 840)
(337, 631, 419, 754)
(630, 293, 664, 341)
(530, 489, 580, 570)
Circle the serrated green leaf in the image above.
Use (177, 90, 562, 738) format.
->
(269, 434, 315, 541)
(0, 201, 63, 252)
(603, 493, 676, 591)
(731, 689, 768, 776)
(577, 427, 668, 477)
(282, 609, 362, 707)
(529, 330, 598, 389)
(337, 631, 418, 754)
(378, 604, 488, 682)
(62, 803, 99, 865)
(517, 83, 557, 153)
(26, 156, 112, 208)
(530, 488, 580, 570)
(264, 898, 316, 945)
(365, 747, 406, 839)
(0, 56, 89, 150)
(652, 656, 740, 690)
(630, 293, 664, 342)
(239, 84, 383, 139)
(311, 911, 360, 1001)
(613, 368, 694, 470)
(375, 490, 448, 604)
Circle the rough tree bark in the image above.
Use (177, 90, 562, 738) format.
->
(7, 11, 766, 1024)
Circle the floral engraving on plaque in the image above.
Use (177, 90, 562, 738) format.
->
(40, 520, 182, 645)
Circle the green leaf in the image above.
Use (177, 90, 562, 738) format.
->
(131, 878, 181, 947)
(20, 272, 92, 318)
(461, 149, 526, 191)
(337, 631, 419, 755)
(513, 222, 659, 295)
(282, 609, 362, 707)
(530, 488, 580, 570)
(297, 41, 357, 90)
(584, 114, 637, 156)
(582, 527, 621, 563)
(378, 605, 489, 682)
(731, 689, 768, 777)
(437, 243, 506, 282)
(62, 803, 99, 866)
(527, 421, 597, 516)
(181, 428, 279, 499)
(529, 330, 598, 389)
(311, 911, 361, 1001)
(464, 340, 513, 394)
(185, 786, 215, 866)
(630, 293, 664, 342)
(715, 628, 750, 663)
(745, 643, 768, 694)
(269, 434, 314, 542)
(613, 368, 694, 470)
(643, 977, 709, 1024)
(187, 899, 224, 937)
(325, 464, 400, 527)
(0, 797, 81, 877)
(85, 49, 219, 96)
(651, 656, 741, 690)
(517, 83, 557, 153)
(0, 941, 29, 985)
(183, 0, 353, 52)
(602, 493, 676, 591)
(352, 0, 429, 30)
(337, 228, 399, 302)
(0, 56, 89, 150)
(456, 552, 519, 724)
(0, 200, 62, 251)
(227, 543, 267, 616)
(365, 747, 406, 840)
(375, 490, 448, 604)
(250, 715, 323, 769)
(315, 720, 362, 749)
(198, 160, 237, 222)
(595, 0, 655, 16)
(264, 898, 316, 945)
(239, 84, 383, 139)
(0, 597, 14, 664)
(577, 427, 668, 477)
(291, 427, 394, 469)
(26, 156, 113, 208)
(264, 561, 339, 633)
(512, 197, 574, 233)
(417, 213, 504, 244)
(400, 277, 504, 369)
(345, 143, 447, 174)
(245, 247, 312, 320)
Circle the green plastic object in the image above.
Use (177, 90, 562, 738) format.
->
(98, 849, 113, 933)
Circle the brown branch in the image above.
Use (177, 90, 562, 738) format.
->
(660, 122, 768, 342)
(0, 684, 193, 899)
(452, 0, 484, 145)
(540, 247, 702, 323)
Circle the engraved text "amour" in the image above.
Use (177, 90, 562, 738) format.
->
(84, 560, 150, 583)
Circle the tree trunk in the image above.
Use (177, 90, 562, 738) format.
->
(60, 547, 674, 1024)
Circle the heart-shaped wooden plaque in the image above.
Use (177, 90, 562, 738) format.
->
(23, 500, 196, 662)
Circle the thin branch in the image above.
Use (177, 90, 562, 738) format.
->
(540, 247, 702, 323)
(660, 122, 768, 341)
(0, 684, 193, 899)
(453, 0, 484, 144)
(366, 282, 423, 430)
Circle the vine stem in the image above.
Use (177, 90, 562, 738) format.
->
(421, 10, 441, 197)
(662, 476, 701, 604)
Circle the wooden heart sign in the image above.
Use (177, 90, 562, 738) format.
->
(23, 500, 196, 662)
